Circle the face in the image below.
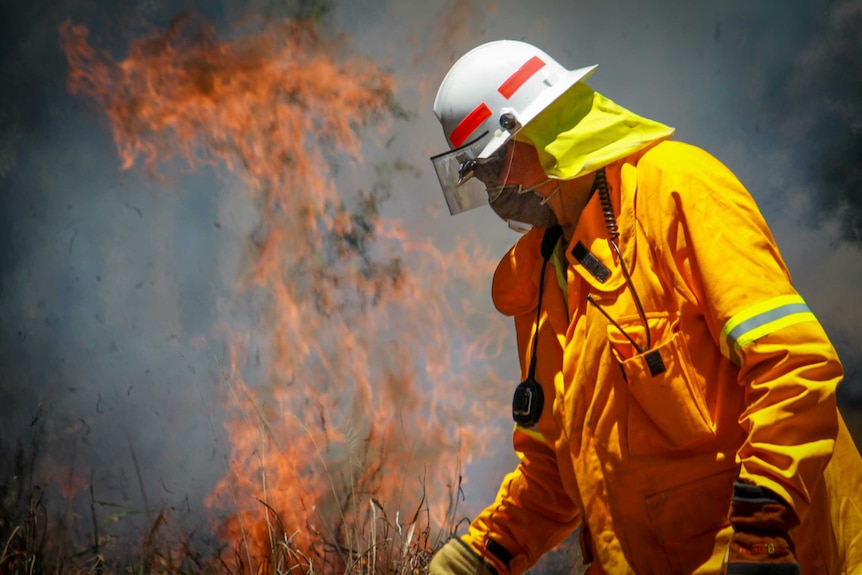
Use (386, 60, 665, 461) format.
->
(485, 141, 559, 229)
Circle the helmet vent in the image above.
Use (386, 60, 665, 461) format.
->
(543, 70, 560, 87)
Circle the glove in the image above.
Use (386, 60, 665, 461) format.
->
(722, 480, 801, 575)
(429, 538, 498, 575)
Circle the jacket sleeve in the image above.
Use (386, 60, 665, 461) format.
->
(462, 428, 581, 575)
(644, 141, 842, 521)
(462, 230, 581, 575)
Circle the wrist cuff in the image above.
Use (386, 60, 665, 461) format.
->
(732, 480, 785, 505)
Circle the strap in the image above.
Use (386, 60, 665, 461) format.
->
(527, 226, 563, 380)
(541, 225, 563, 261)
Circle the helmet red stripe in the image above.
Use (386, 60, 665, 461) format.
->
(498, 56, 546, 99)
(450, 102, 492, 147)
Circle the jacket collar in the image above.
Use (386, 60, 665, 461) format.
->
(492, 228, 570, 343)
(492, 145, 656, 316)
(564, 158, 638, 293)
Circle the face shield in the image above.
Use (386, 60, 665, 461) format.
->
(430, 132, 509, 215)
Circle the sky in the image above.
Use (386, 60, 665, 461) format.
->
(1, 0, 861, 567)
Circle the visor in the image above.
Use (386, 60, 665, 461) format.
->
(430, 132, 507, 215)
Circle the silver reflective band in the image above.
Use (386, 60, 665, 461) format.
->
(719, 294, 816, 365)
(430, 132, 492, 215)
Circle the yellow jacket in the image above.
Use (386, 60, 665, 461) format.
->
(462, 140, 862, 574)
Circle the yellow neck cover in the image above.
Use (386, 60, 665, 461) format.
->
(517, 83, 675, 180)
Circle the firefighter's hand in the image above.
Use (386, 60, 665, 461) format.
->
(721, 481, 801, 575)
(429, 538, 497, 575)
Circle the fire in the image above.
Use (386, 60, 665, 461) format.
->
(60, 11, 509, 573)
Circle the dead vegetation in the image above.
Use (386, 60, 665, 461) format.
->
(0, 432, 466, 575)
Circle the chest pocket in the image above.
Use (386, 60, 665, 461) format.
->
(608, 313, 715, 456)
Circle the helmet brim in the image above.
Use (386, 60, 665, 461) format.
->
(478, 64, 599, 159)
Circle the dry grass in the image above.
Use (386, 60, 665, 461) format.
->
(6, 407, 861, 575)
(0, 488, 448, 575)
(257, 494, 439, 575)
(0, 437, 463, 575)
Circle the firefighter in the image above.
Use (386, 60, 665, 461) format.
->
(427, 40, 862, 575)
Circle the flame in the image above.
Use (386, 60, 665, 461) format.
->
(60, 12, 509, 572)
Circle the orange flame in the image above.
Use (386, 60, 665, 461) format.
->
(60, 13, 508, 572)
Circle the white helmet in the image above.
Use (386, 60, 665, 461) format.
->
(431, 40, 597, 214)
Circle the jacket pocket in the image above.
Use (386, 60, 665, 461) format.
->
(608, 313, 715, 456)
(645, 467, 736, 573)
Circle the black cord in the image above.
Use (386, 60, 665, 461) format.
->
(592, 169, 653, 351)
(527, 225, 563, 380)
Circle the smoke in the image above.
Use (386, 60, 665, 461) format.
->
(3, 0, 514, 567)
(762, 1, 862, 244)
(734, 0, 862, 403)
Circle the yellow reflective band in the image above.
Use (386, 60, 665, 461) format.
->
(515, 424, 546, 443)
(720, 294, 816, 364)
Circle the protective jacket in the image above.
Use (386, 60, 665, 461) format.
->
(462, 140, 862, 574)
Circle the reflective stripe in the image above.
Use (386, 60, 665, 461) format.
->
(450, 102, 492, 147)
(498, 56, 545, 99)
(720, 294, 816, 363)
